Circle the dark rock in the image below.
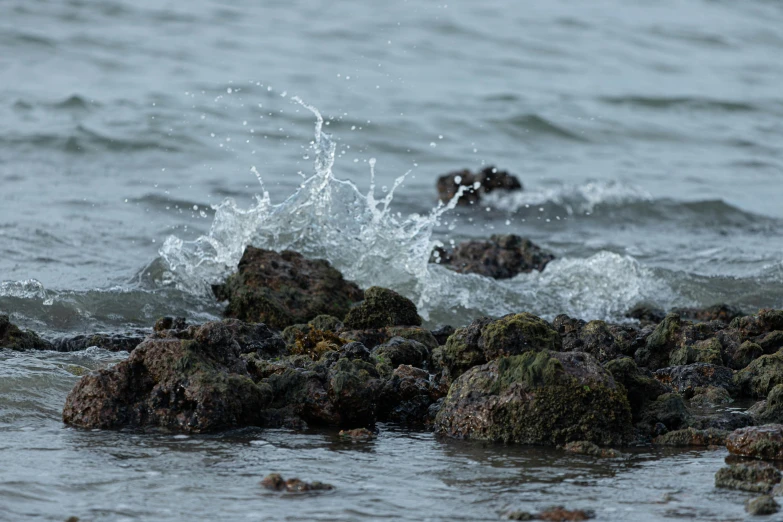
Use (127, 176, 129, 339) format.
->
(338, 428, 375, 441)
(153, 316, 187, 332)
(625, 304, 666, 325)
(727, 425, 783, 460)
(688, 386, 733, 407)
(0, 314, 52, 351)
(653, 427, 727, 446)
(372, 337, 430, 370)
(672, 304, 745, 324)
(508, 507, 595, 521)
(480, 312, 562, 360)
(439, 316, 493, 384)
(432, 234, 554, 279)
(735, 349, 783, 398)
(431, 325, 455, 346)
(604, 357, 669, 421)
(731, 309, 783, 339)
(53, 331, 146, 353)
(63, 320, 274, 432)
(377, 364, 442, 424)
(561, 440, 627, 458)
(260, 473, 333, 493)
(288, 328, 347, 360)
(729, 341, 764, 371)
(746, 495, 779, 516)
(634, 314, 684, 370)
(343, 287, 421, 330)
(435, 351, 633, 446)
(384, 326, 439, 350)
(308, 314, 343, 332)
(637, 393, 691, 435)
(336, 328, 388, 349)
(749, 385, 783, 425)
(653, 363, 736, 399)
(213, 247, 364, 329)
(436, 166, 522, 206)
(715, 462, 781, 493)
(337, 342, 372, 361)
(690, 411, 754, 432)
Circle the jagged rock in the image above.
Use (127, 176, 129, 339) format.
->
(727, 425, 783, 460)
(438, 316, 493, 384)
(625, 304, 666, 325)
(715, 462, 781, 493)
(343, 287, 421, 329)
(377, 365, 441, 424)
(436, 166, 522, 206)
(637, 393, 691, 436)
(653, 363, 736, 399)
(635, 314, 685, 370)
(153, 316, 187, 332)
(653, 427, 727, 446)
(432, 234, 554, 279)
(689, 386, 733, 407)
(212, 247, 364, 329)
(0, 314, 52, 351)
(308, 315, 343, 332)
(435, 351, 633, 446)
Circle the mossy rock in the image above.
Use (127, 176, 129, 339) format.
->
(751, 384, 783, 424)
(372, 337, 430, 370)
(308, 315, 343, 332)
(735, 349, 783, 398)
(343, 287, 422, 329)
(0, 314, 52, 351)
(435, 351, 633, 446)
(634, 313, 684, 370)
(668, 337, 723, 367)
(439, 317, 493, 383)
(479, 312, 561, 361)
(604, 357, 668, 421)
(637, 393, 691, 435)
(732, 341, 764, 370)
(384, 326, 438, 351)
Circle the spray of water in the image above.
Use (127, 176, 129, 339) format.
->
(160, 99, 675, 324)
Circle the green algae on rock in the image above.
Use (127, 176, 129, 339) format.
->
(715, 462, 781, 493)
(749, 384, 783, 424)
(342, 286, 422, 329)
(653, 427, 727, 446)
(213, 247, 364, 329)
(726, 425, 783, 460)
(735, 349, 783, 398)
(746, 495, 780, 516)
(435, 351, 633, 446)
(0, 314, 52, 351)
(480, 312, 562, 360)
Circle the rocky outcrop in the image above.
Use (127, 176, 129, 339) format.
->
(0, 314, 52, 351)
(435, 351, 633, 446)
(212, 247, 364, 329)
(726, 425, 783, 460)
(432, 234, 554, 279)
(436, 166, 522, 206)
(342, 287, 421, 329)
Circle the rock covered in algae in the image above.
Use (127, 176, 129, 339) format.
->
(715, 461, 781, 493)
(653, 363, 736, 398)
(372, 337, 430, 370)
(342, 286, 422, 329)
(0, 314, 52, 351)
(561, 440, 627, 458)
(726, 425, 783, 460)
(260, 473, 333, 493)
(749, 384, 783, 424)
(432, 234, 554, 279)
(735, 348, 783, 398)
(212, 247, 364, 329)
(653, 427, 728, 446)
(746, 495, 780, 516)
(507, 506, 595, 521)
(436, 165, 522, 206)
(434, 350, 633, 446)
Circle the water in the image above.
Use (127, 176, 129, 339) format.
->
(2, 0, 783, 519)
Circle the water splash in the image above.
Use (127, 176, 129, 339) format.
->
(0, 279, 47, 300)
(159, 100, 674, 323)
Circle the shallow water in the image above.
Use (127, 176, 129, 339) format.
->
(2, 0, 783, 520)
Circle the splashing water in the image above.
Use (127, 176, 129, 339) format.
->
(160, 100, 676, 324)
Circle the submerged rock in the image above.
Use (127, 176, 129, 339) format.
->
(212, 247, 364, 329)
(715, 462, 781, 493)
(432, 234, 554, 279)
(53, 331, 147, 353)
(561, 440, 626, 458)
(726, 425, 783, 460)
(435, 351, 633, 446)
(746, 495, 780, 516)
(436, 166, 522, 206)
(260, 473, 333, 493)
(507, 506, 595, 521)
(653, 427, 727, 446)
(342, 286, 421, 330)
(0, 314, 52, 351)
(338, 428, 375, 441)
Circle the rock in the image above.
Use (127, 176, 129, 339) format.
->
(637, 393, 691, 435)
(653, 427, 727, 446)
(384, 326, 439, 351)
(431, 325, 455, 346)
(480, 313, 562, 360)
(689, 386, 733, 407)
(626, 304, 666, 325)
(604, 357, 669, 421)
(653, 363, 736, 399)
(731, 309, 783, 339)
(53, 331, 147, 353)
(63, 320, 274, 432)
(260, 473, 333, 493)
(372, 337, 430, 370)
(0, 314, 52, 351)
(672, 304, 745, 324)
(338, 428, 375, 441)
(735, 349, 783, 398)
(288, 328, 347, 360)
(508, 507, 595, 521)
(435, 351, 633, 446)
(750, 385, 783, 424)
(715, 462, 781, 493)
(668, 337, 723, 367)
(308, 315, 343, 332)
(436, 166, 522, 206)
(727, 425, 783, 460)
(377, 364, 442, 424)
(635, 314, 684, 370)
(213, 247, 364, 329)
(432, 234, 554, 279)
(746, 495, 780, 516)
(690, 411, 754, 432)
(439, 316, 493, 384)
(561, 440, 626, 458)
(153, 316, 187, 332)
(729, 341, 764, 371)
(343, 287, 421, 329)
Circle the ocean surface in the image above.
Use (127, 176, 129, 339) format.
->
(1, 0, 783, 520)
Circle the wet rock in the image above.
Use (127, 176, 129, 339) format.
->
(480, 313, 562, 360)
(439, 316, 493, 384)
(689, 386, 733, 407)
(435, 351, 633, 446)
(727, 425, 783, 460)
(436, 166, 522, 206)
(672, 304, 745, 324)
(0, 314, 52, 351)
(431, 325, 455, 346)
(338, 428, 375, 441)
(260, 473, 333, 493)
(668, 337, 723, 367)
(213, 247, 364, 329)
(715, 462, 781, 493)
(626, 304, 666, 325)
(384, 326, 439, 351)
(635, 314, 684, 370)
(729, 341, 764, 371)
(288, 328, 347, 360)
(377, 364, 442, 424)
(653, 363, 736, 399)
(690, 411, 754, 432)
(731, 309, 783, 340)
(750, 385, 783, 424)
(508, 507, 595, 521)
(336, 328, 389, 349)
(653, 427, 727, 446)
(55, 330, 150, 352)
(308, 314, 343, 332)
(735, 349, 783, 398)
(746, 495, 780, 516)
(637, 393, 691, 435)
(153, 316, 187, 332)
(63, 320, 274, 432)
(432, 234, 554, 279)
(372, 337, 430, 370)
(561, 440, 626, 458)
(604, 357, 669, 421)
(343, 286, 421, 329)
